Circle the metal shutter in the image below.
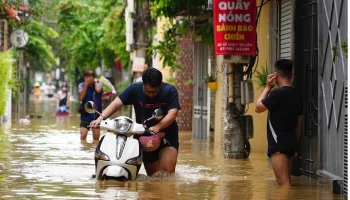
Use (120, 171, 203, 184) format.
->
(280, 0, 292, 59)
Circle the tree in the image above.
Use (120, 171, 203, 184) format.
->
(24, 20, 58, 72)
(147, 0, 212, 71)
(0, 0, 59, 72)
(57, 0, 129, 84)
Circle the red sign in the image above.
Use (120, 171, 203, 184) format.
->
(213, 0, 257, 55)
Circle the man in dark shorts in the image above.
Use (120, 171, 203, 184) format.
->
(255, 59, 303, 186)
(90, 67, 181, 176)
(78, 70, 103, 141)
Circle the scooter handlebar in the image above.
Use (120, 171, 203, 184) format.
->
(143, 128, 156, 136)
(87, 124, 100, 128)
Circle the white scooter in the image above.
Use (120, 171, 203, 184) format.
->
(84, 101, 164, 181)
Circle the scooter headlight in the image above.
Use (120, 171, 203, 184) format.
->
(115, 118, 132, 133)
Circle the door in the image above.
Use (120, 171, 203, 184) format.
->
(192, 42, 209, 140)
(294, 0, 319, 177)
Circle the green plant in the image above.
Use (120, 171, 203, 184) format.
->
(184, 79, 193, 86)
(57, 0, 127, 82)
(332, 40, 348, 58)
(341, 41, 348, 58)
(117, 80, 130, 94)
(7, 68, 24, 102)
(148, 22, 183, 72)
(204, 74, 216, 83)
(147, 0, 212, 72)
(166, 77, 177, 84)
(0, 51, 12, 115)
(332, 45, 339, 57)
(250, 64, 269, 90)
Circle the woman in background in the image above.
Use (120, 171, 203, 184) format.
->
(56, 86, 70, 114)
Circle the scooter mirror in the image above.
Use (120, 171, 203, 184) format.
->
(152, 109, 164, 121)
(84, 101, 96, 114)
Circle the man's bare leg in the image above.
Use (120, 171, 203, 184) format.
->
(271, 152, 292, 186)
(288, 158, 293, 176)
(144, 147, 178, 176)
(144, 161, 160, 176)
(80, 127, 88, 140)
(92, 127, 100, 141)
(159, 147, 178, 173)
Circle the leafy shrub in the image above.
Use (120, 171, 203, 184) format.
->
(0, 51, 12, 115)
(165, 77, 176, 85)
(250, 64, 269, 90)
(204, 74, 216, 83)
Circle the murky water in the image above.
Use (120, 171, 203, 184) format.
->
(0, 97, 346, 199)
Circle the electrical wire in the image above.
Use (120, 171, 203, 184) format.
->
(243, 0, 270, 79)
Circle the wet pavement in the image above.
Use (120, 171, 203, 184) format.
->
(0, 98, 346, 199)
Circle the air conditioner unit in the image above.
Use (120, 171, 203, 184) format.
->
(240, 80, 254, 104)
(218, 55, 250, 64)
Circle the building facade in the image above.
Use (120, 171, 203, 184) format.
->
(156, 0, 347, 194)
(294, 0, 347, 194)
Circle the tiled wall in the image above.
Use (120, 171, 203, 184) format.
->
(176, 32, 194, 131)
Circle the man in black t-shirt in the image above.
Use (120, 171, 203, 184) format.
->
(255, 59, 303, 186)
(90, 68, 181, 176)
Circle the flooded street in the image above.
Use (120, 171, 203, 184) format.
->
(0, 98, 346, 199)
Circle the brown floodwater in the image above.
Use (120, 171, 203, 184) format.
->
(0, 97, 346, 199)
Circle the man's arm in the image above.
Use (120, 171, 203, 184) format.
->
(296, 115, 303, 141)
(149, 108, 179, 133)
(94, 79, 103, 93)
(255, 86, 272, 113)
(66, 93, 70, 108)
(56, 92, 60, 108)
(79, 83, 88, 101)
(255, 74, 276, 113)
(96, 97, 124, 120)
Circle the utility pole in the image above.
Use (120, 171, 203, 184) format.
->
(223, 62, 246, 158)
(134, 1, 148, 60)
(127, 0, 151, 120)
(133, 0, 151, 80)
(212, 0, 256, 159)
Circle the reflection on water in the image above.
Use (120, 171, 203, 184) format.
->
(0, 98, 346, 199)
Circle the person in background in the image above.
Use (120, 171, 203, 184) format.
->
(41, 82, 48, 97)
(32, 82, 41, 100)
(47, 82, 56, 98)
(56, 86, 70, 113)
(255, 59, 303, 186)
(78, 70, 103, 141)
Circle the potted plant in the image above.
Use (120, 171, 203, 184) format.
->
(204, 73, 217, 91)
(184, 79, 193, 90)
(165, 77, 177, 86)
(250, 64, 269, 90)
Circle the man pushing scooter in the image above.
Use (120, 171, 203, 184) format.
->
(90, 67, 181, 176)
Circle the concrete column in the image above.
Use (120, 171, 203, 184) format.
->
(223, 63, 245, 158)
